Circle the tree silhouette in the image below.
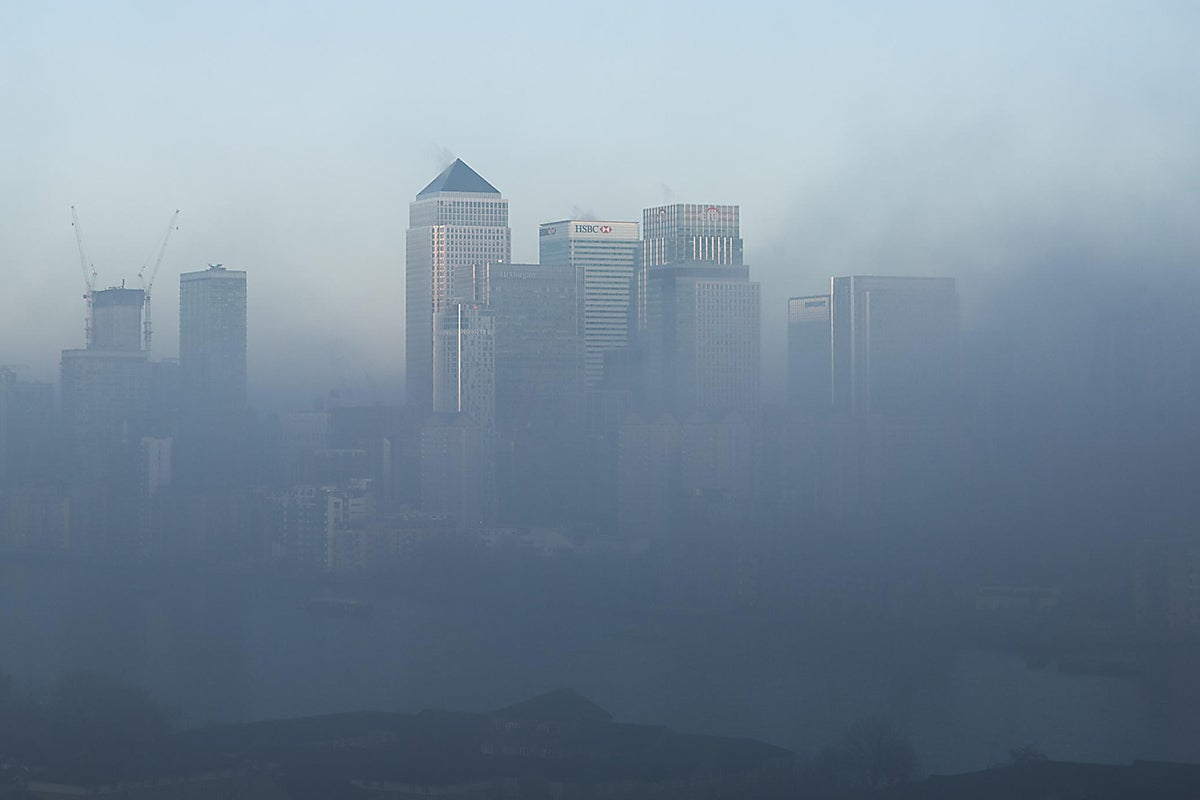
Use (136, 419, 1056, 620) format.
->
(819, 715, 918, 790)
(1008, 744, 1048, 764)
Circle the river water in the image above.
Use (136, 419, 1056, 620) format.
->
(1, 558, 1193, 773)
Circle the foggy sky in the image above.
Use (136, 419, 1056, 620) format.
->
(2, 0, 1198, 407)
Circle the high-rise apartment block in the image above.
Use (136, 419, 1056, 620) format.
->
(0, 376, 54, 487)
(406, 159, 510, 411)
(830, 276, 959, 416)
(788, 294, 832, 413)
(60, 286, 153, 553)
(90, 287, 146, 352)
(60, 287, 151, 485)
(641, 205, 760, 416)
(177, 264, 247, 486)
(539, 220, 639, 388)
(180, 264, 247, 412)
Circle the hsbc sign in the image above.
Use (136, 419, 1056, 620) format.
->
(541, 221, 638, 238)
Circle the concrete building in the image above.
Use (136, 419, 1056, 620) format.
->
(539, 220, 639, 388)
(60, 351, 150, 485)
(788, 294, 832, 413)
(177, 264, 247, 485)
(830, 276, 959, 416)
(90, 286, 145, 352)
(279, 411, 330, 486)
(280, 485, 337, 569)
(327, 404, 415, 513)
(60, 287, 152, 553)
(180, 264, 247, 411)
(406, 159, 510, 411)
(0, 373, 56, 487)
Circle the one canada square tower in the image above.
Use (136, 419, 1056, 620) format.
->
(405, 159, 510, 410)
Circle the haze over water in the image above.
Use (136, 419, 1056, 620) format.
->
(0, 559, 1175, 774)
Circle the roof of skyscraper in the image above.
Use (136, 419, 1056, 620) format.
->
(417, 158, 500, 197)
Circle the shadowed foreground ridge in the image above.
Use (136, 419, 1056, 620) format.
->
(9, 671, 1200, 798)
(15, 689, 790, 798)
(883, 759, 1200, 800)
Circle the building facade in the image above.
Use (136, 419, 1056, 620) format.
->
(642, 265, 760, 416)
(406, 159, 510, 411)
(60, 287, 152, 553)
(641, 205, 758, 417)
(179, 264, 247, 411)
(787, 294, 832, 412)
(419, 413, 489, 527)
(477, 262, 580, 431)
(90, 287, 146, 352)
(539, 220, 639, 388)
(60, 287, 151, 480)
(177, 264, 247, 486)
(433, 302, 496, 433)
(640, 204, 742, 332)
(830, 276, 959, 416)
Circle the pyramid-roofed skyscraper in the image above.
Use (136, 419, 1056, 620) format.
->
(406, 159, 510, 411)
(416, 158, 501, 197)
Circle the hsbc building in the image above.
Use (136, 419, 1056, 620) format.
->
(539, 219, 640, 388)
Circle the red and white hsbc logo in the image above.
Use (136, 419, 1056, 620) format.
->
(574, 224, 612, 234)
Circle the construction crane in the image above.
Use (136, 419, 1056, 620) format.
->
(71, 206, 180, 351)
(70, 206, 98, 346)
(136, 209, 180, 355)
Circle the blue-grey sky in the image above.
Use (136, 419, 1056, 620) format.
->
(3, 1, 1198, 406)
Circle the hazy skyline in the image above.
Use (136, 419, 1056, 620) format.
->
(3, 1, 1198, 406)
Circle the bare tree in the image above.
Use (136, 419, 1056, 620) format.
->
(821, 715, 918, 790)
(1008, 744, 1048, 764)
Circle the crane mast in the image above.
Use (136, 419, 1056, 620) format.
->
(70, 206, 180, 352)
(71, 206, 98, 347)
(137, 210, 181, 355)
